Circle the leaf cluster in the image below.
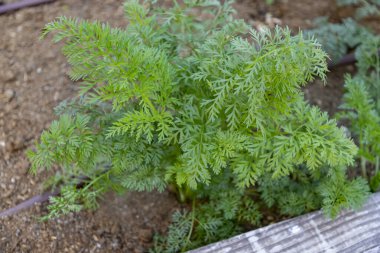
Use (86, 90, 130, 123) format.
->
(308, 0, 379, 61)
(28, 0, 370, 251)
(337, 0, 380, 19)
(151, 173, 261, 252)
(307, 18, 371, 60)
(309, 0, 380, 191)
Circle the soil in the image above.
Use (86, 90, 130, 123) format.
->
(0, 0, 373, 252)
(0, 1, 180, 252)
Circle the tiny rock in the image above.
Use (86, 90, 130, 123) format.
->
(4, 89, 15, 102)
(4, 70, 15, 82)
(110, 224, 119, 234)
(265, 13, 282, 28)
(10, 137, 25, 152)
(4, 103, 17, 113)
(255, 22, 269, 33)
(138, 229, 152, 243)
(93, 235, 99, 241)
(53, 91, 60, 101)
(315, 99, 323, 106)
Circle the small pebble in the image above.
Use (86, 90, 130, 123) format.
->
(110, 224, 118, 234)
(4, 89, 15, 102)
(138, 228, 152, 242)
(4, 70, 15, 81)
(53, 91, 60, 101)
(7, 137, 25, 152)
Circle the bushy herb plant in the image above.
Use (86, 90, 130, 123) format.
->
(338, 37, 380, 187)
(28, 0, 369, 251)
(309, 0, 380, 191)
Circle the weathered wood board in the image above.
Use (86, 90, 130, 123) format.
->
(189, 193, 380, 253)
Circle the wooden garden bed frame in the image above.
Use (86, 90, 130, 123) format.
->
(190, 192, 380, 253)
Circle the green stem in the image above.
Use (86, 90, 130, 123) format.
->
(142, 96, 159, 115)
(359, 133, 368, 179)
(376, 156, 379, 174)
(82, 171, 108, 192)
(361, 157, 367, 179)
(178, 186, 187, 203)
(177, 185, 195, 203)
(182, 199, 196, 252)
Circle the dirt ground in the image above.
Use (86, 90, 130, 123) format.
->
(0, 0, 369, 252)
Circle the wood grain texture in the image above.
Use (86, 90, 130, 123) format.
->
(189, 193, 380, 253)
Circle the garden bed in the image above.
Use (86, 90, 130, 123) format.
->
(191, 192, 380, 253)
(0, 0, 376, 252)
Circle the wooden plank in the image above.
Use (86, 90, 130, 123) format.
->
(189, 193, 380, 253)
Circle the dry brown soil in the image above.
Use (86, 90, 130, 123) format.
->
(0, 0, 368, 252)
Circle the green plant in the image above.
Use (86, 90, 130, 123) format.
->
(309, 0, 380, 192)
(337, 0, 380, 19)
(339, 76, 380, 179)
(307, 0, 379, 61)
(307, 18, 371, 60)
(28, 0, 369, 251)
(337, 35, 380, 185)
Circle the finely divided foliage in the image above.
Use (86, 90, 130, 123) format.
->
(28, 0, 369, 251)
(310, 0, 380, 193)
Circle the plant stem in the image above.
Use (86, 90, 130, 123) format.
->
(178, 186, 187, 203)
(142, 96, 159, 115)
(361, 157, 367, 179)
(359, 133, 368, 179)
(182, 199, 196, 252)
(376, 156, 379, 174)
(82, 172, 107, 191)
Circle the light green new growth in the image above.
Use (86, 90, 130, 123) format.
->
(28, 0, 369, 251)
